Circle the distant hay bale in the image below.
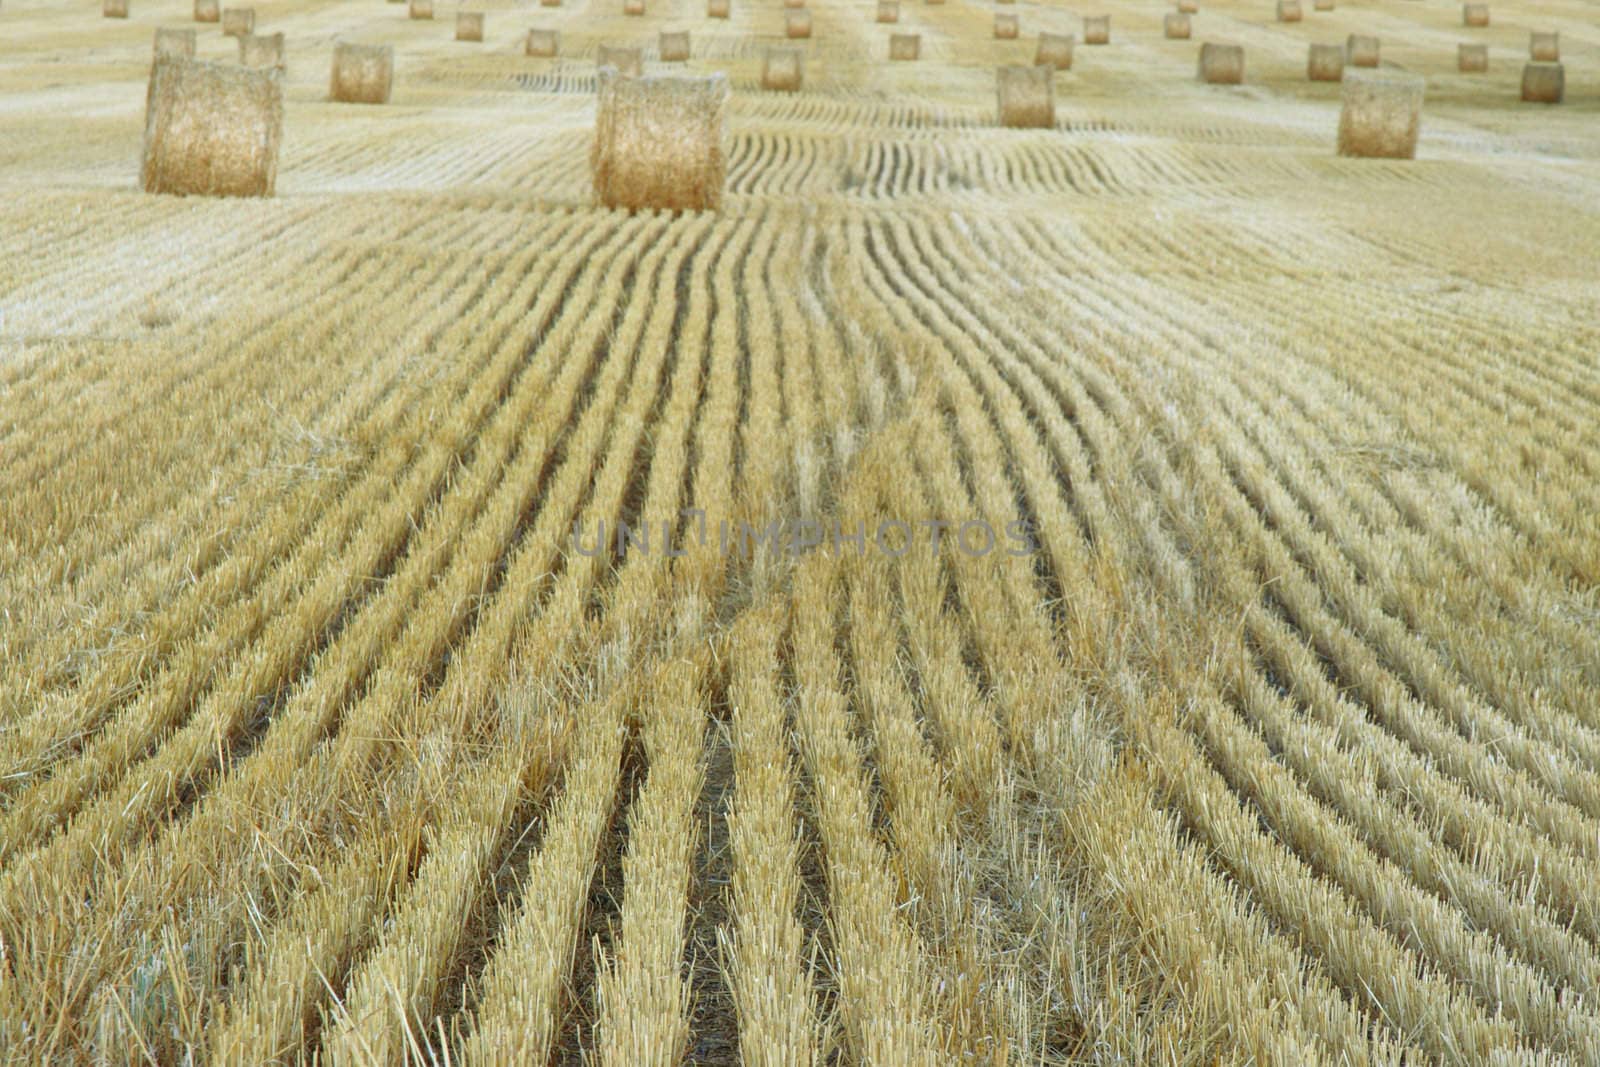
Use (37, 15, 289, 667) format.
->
(1346, 34, 1378, 68)
(1308, 42, 1343, 81)
(1177, 0, 1198, 12)
(541, 0, 560, 7)
(1521, 61, 1563, 103)
(526, 28, 559, 56)
(330, 42, 393, 103)
(597, 44, 643, 76)
(785, 10, 811, 38)
(876, 1, 897, 23)
(623, 0, 644, 15)
(783, 0, 804, 8)
(1462, 3, 1487, 27)
(761, 46, 802, 90)
(1313, 0, 1332, 9)
(1457, 43, 1486, 72)
(195, 0, 219, 22)
(591, 69, 727, 212)
(1035, 32, 1073, 70)
(1164, 13, 1190, 39)
(1337, 70, 1423, 159)
(706, 0, 728, 17)
(103, 0, 128, 18)
(1529, 31, 1557, 62)
(1198, 42, 1243, 84)
(1277, 1, 1301, 22)
(141, 55, 282, 198)
(889, 33, 919, 60)
(660, 30, 689, 61)
(1083, 15, 1109, 45)
(456, 12, 483, 40)
(408, 0, 432, 19)
(238, 31, 284, 70)
(221, 7, 253, 35)
(154, 28, 196, 60)
(995, 14, 1018, 39)
(996, 64, 1053, 128)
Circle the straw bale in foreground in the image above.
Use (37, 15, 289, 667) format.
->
(997, 64, 1053, 128)
(1337, 69, 1423, 158)
(591, 69, 728, 212)
(141, 55, 282, 198)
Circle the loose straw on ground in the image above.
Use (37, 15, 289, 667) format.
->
(1035, 32, 1073, 70)
(591, 69, 728, 211)
(761, 47, 802, 91)
(1337, 69, 1423, 159)
(141, 55, 282, 198)
(330, 42, 393, 103)
(996, 64, 1053, 128)
(1199, 42, 1243, 84)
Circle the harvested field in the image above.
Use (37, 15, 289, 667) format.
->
(1, 0, 1599, 1062)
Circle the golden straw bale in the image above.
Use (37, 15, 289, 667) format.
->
(1313, 0, 1332, 8)
(926, 0, 944, 6)
(1083, 15, 1109, 45)
(876, 1, 897, 23)
(141, 55, 282, 198)
(889, 33, 919, 60)
(996, 64, 1053, 128)
(541, 0, 560, 7)
(104, 0, 128, 18)
(195, 0, 219, 22)
(1164, 13, 1190, 39)
(238, 31, 284, 70)
(995, 14, 1018, 39)
(597, 44, 643, 76)
(330, 42, 393, 103)
(591, 69, 727, 212)
(154, 28, 196, 60)
(785, 10, 811, 38)
(761, 46, 802, 90)
(1462, 4, 1487, 27)
(409, 0, 432, 19)
(456, 12, 483, 40)
(526, 28, 559, 56)
(660, 30, 689, 61)
(1198, 42, 1243, 84)
(1529, 31, 1557, 61)
(1177, 0, 1197, 12)
(1337, 69, 1423, 159)
(706, 0, 728, 17)
(221, 7, 253, 35)
(1346, 34, 1378, 67)
(1521, 61, 1563, 102)
(1035, 32, 1073, 70)
(1308, 42, 1343, 81)
(1457, 42, 1486, 72)
(624, 0, 644, 14)
(783, 0, 804, 9)
(1277, 0, 1301, 22)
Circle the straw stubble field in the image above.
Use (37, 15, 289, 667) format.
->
(1, 0, 1599, 1062)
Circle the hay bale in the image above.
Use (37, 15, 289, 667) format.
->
(1457, 43, 1486, 72)
(103, 0, 128, 18)
(996, 64, 1053, 128)
(623, 0, 644, 14)
(1346, 34, 1378, 67)
(154, 28, 196, 60)
(330, 42, 393, 103)
(761, 46, 802, 90)
(1198, 42, 1243, 84)
(660, 30, 689, 61)
(597, 44, 643, 76)
(785, 10, 811, 38)
(1313, 0, 1332, 9)
(1083, 15, 1109, 45)
(195, 0, 219, 22)
(1308, 42, 1343, 81)
(889, 33, 919, 60)
(456, 12, 483, 40)
(995, 14, 1018, 39)
(526, 28, 559, 56)
(592, 69, 727, 211)
(1521, 61, 1563, 103)
(783, 0, 805, 8)
(141, 55, 282, 198)
(541, 0, 560, 7)
(238, 31, 284, 69)
(1529, 31, 1557, 62)
(1277, 0, 1301, 22)
(1164, 13, 1190, 39)
(1462, 3, 1487, 28)
(1337, 70, 1423, 158)
(706, 0, 728, 17)
(1035, 32, 1073, 70)
(1177, 0, 1198, 12)
(876, 1, 897, 23)
(408, 0, 432, 19)
(221, 7, 253, 35)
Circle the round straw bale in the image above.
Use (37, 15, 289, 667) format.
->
(706, 0, 728, 17)
(408, 0, 432, 19)
(1337, 69, 1423, 158)
(141, 55, 282, 198)
(1198, 42, 1243, 84)
(761, 46, 802, 90)
(1164, 13, 1190, 39)
(1083, 15, 1109, 45)
(624, 0, 644, 15)
(221, 7, 254, 35)
(541, 0, 560, 7)
(591, 69, 727, 212)
(1461, 4, 1487, 27)
(995, 14, 1018, 39)
(526, 28, 559, 56)
(239, 31, 284, 70)
(1035, 32, 1073, 70)
(1345, 34, 1378, 67)
(660, 30, 690, 61)
(1456, 42, 1486, 72)
(1528, 32, 1557, 62)
(330, 41, 393, 103)
(155, 28, 197, 60)
(996, 64, 1053, 128)
(1521, 61, 1563, 103)
(1277, 1, 1301, 22)
(1177, 0, 1198, 12)
(926, 0, 944, 6)
(1313, 0, 1332, 9)
(876, 1, 897, 23)
(889, 33, 919, 60)
(456, 12, 483, 40)
(103, 0, 128, 18)
(195, 0, 219, 22)
(597, 44, 644, 76)
(785, 10, 811, 38)
(783, 0, 805, 9)
(1308, 42, 1343, 81)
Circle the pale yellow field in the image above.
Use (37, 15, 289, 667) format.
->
(2, 0, 1599, 1062)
